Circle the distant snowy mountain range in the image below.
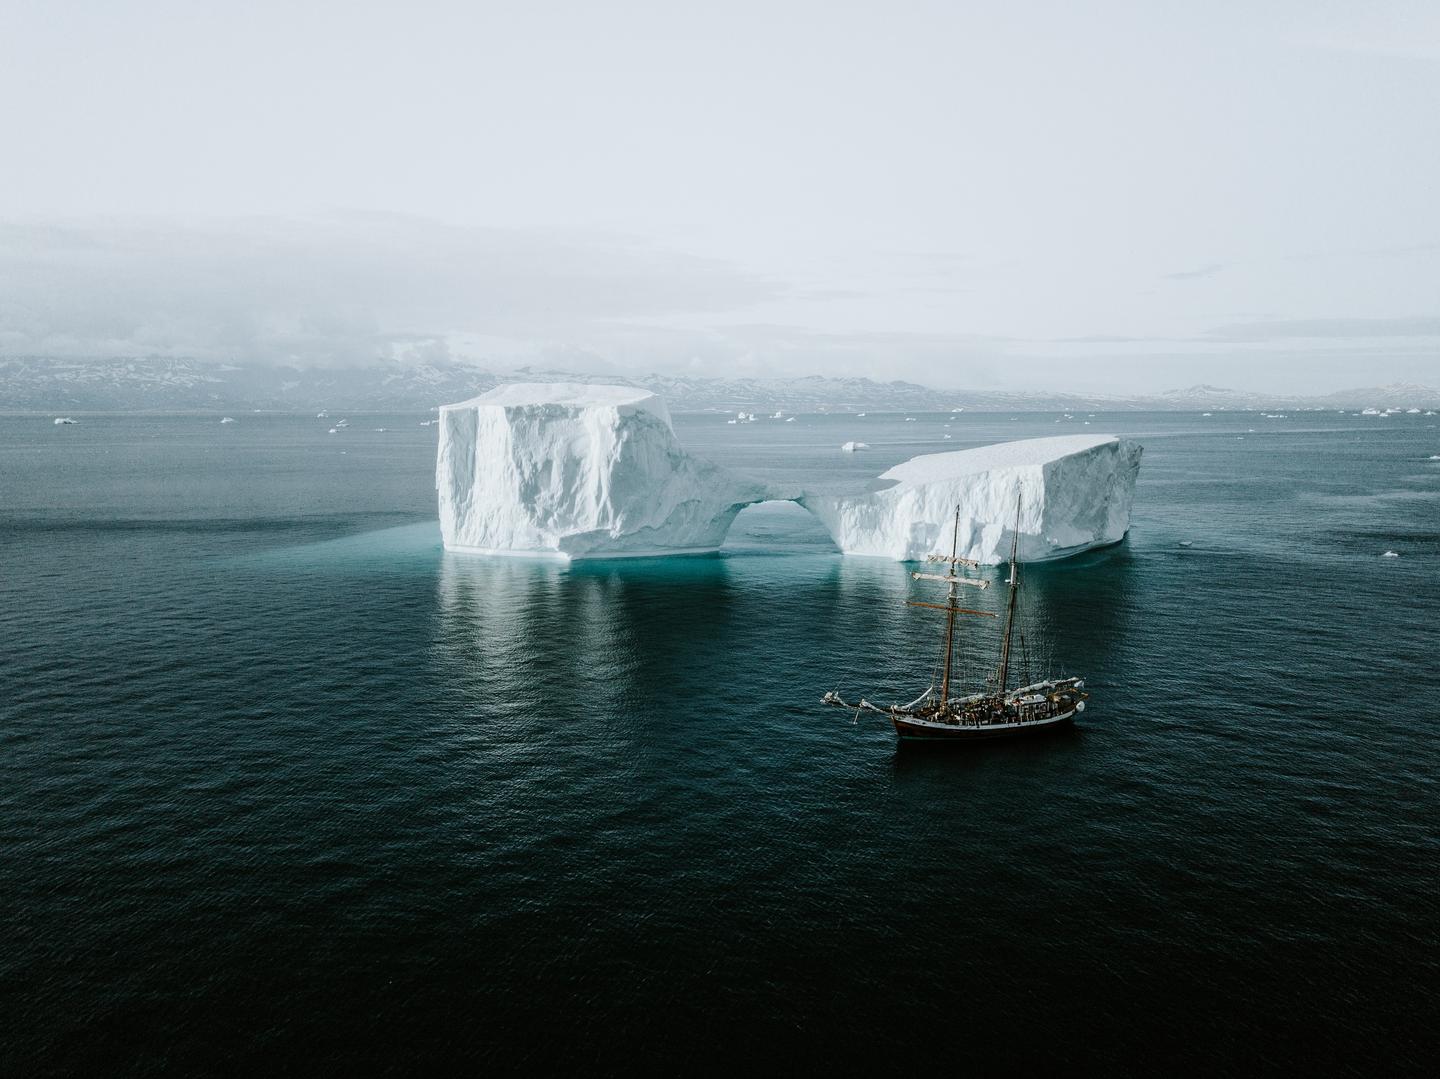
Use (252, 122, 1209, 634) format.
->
(1, 357, 1437, 413)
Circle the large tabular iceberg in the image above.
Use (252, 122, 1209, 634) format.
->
(436, 385, 1141, 564)
(799, 434, 1142, 564)
(436, 383, 770, 559)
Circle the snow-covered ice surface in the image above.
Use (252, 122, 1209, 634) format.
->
(436, 384, 772, 559)
(800, 434, 1143, 564)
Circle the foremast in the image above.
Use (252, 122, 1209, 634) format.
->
(908, 505, 991, 709)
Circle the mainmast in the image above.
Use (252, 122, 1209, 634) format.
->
(996, 493, 1022, 697)
(939, 507, 961, 703)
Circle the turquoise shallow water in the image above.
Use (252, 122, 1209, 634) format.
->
(2, 410, 1438, 1073)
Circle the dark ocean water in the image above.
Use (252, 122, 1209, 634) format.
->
(2, 409, 1438, 1074)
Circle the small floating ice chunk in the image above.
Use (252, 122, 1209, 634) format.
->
(52, 417, 78, 425)
(1178, 540, 1193, 548)
(316, 410, 329, 418)
(220, 416, 236, 424)
(375, 427, 387, 432)
(841, 441, 870, 452)
(904, 417, 917, 422)
(1382, 550, 1400, 558)
(786, 416, 796, 422)
(328, 427, 338, 434)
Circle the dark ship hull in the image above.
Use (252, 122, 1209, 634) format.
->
(892, 706, 1078, 742)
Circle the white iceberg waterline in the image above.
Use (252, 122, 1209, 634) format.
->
(435, 385, 1142, 564)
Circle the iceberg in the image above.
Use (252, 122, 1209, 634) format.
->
(799, 434, 1142, 564)
(436, 383, 771, 559)
(840, 441, 869, 452)
(434, 386, 1142, 565)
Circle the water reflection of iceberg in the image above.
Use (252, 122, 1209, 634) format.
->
(433, 552, 745, 745)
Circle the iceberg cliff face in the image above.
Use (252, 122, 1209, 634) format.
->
(436, 383, 770, 559)
(800, 434, 1142, 564)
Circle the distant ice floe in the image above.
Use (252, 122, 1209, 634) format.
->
(841, 441, 870, 452)
(316, 410, 329, 418)
(1382, 551, 1400, 558)
(328, 427, 338, 434)
(52, 417, 78, 425)
(220, 416, 236, 424)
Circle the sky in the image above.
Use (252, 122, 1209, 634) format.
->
(1, 0, 1437, 393)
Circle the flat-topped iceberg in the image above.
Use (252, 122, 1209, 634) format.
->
(436, 383, 770, 559)
(800, 434, 1142, 564)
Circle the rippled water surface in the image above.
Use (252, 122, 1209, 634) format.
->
(3, 410, 1438, 1073)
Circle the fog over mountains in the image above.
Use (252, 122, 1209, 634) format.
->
(1, 357, 1436, 414)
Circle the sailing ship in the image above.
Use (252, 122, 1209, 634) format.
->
(822, 498, 1088, 742)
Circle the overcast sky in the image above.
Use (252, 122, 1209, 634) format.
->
(2, 0, 1437, 392)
